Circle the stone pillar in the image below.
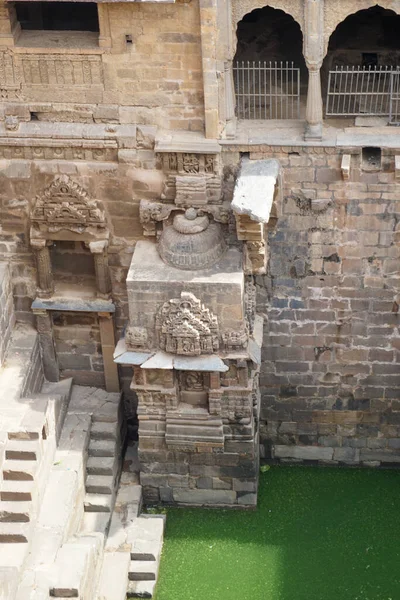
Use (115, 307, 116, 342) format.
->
(304, 0, 324, 140)
(0, 1, 20, 47)
(305, 65, 323, 140)
(89, 240, 111, 296)
(97, 4, 111, 49)
(98, 313, 119, 393)
(33, 309, 59, 382)
(224, 60, 237, 138)
(32, 240, 54, 297)
(199, 0, 219, 139)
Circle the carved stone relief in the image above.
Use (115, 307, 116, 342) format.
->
(245, 279, 256, 334)
(159, 153, 219, 175)
(156, 292, 219, 356)
(30, 175, 107, 240)
(222, 326, 248, 351)
(126, 326, 149, 350)
(139, 199, 229, 237)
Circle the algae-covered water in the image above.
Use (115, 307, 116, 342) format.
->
(155, 466, 400, 600)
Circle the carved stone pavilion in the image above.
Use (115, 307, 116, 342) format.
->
(113, 155, 278, 506)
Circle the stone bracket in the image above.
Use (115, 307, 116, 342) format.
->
(341, 154, 351, 180)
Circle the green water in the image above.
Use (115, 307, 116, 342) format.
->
(155, 466, 400, 600)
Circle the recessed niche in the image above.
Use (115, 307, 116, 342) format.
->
(49, 240, 97, 298)
(362, 147, 381, 172)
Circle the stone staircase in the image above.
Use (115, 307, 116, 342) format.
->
(14, 385, 125, 600)
(0, 325, 164, 600)
(96, 443, 165, 600)
(84, 420, 122, 515)
(127, 515, 165, 598)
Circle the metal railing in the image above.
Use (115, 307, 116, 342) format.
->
(326, 65, 394, 116)
(233, 60, 301, 120)
(389, 71, 400, 125)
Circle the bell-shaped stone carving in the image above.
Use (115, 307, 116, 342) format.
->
(158, 208, 226, 270)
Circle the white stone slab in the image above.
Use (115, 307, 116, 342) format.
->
(173, 355, 228, 372)
(232, 158, 280, 224)
(140, 351, 174, 370)
(113, 339, 153, 365)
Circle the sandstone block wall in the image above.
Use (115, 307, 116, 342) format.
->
(1, 1, 204, 131)
(0, 261, 15, 366)
(222, 145, 400, 466)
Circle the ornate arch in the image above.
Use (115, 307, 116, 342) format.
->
(231, 0, 304, 59)
(323, 1, 400, 57)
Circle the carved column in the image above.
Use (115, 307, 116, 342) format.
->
(32, 240, 54, 297)
(304, 0, 324, 140)
(89, 240, 111, 296)
(33, 309, 59, 382)
(305, 66, 323, 140)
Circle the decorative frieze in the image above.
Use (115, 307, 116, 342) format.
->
(159, 152, 219, 175)
(0, 145, 117, 162)
(0, 51, 104, 91)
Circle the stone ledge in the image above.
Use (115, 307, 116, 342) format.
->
(32, 297, 115, 313)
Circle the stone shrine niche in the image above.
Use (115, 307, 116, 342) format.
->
(179, 371, 209, 407)
(30, 175, 111, 298)
(156, 292, 219, 356)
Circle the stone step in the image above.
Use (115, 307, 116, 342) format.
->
(0, 501, 31, 523)
(87, 456, 117, 477)
(50, 533, 103, 599)
(0, 522, 29, 543)
(0, 543, 27, 567)
(2, 460, 37, 480)
(84, 493, 112, 513)
(86, 475, 114, 495)
(128, 561, 158, 581)
(5, 439, 41, 461)
(96, 552, 130, 600)
(129, 517, 165, 551)
(131, 540, 160, 562)
(90, 422, 119, 441)
(88, 439, 115, 457)
(0, 480, 34, 501)
(8, 431, 40, 442)
(126, 580, 156, 598)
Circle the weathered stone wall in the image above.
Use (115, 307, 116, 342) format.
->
(0, 261, 15, 366)
(222, 145, 400, 466)
(1, 0, 204, 131)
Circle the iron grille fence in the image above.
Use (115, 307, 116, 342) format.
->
(233, 61, 301, 120)
(326, 65, 397, 117)
(389, 71, 400, 124)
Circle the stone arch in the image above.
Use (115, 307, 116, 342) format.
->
(322, 5, 400, 75)
(231, 0, 304, 60)
(323, 1, 400, 57)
